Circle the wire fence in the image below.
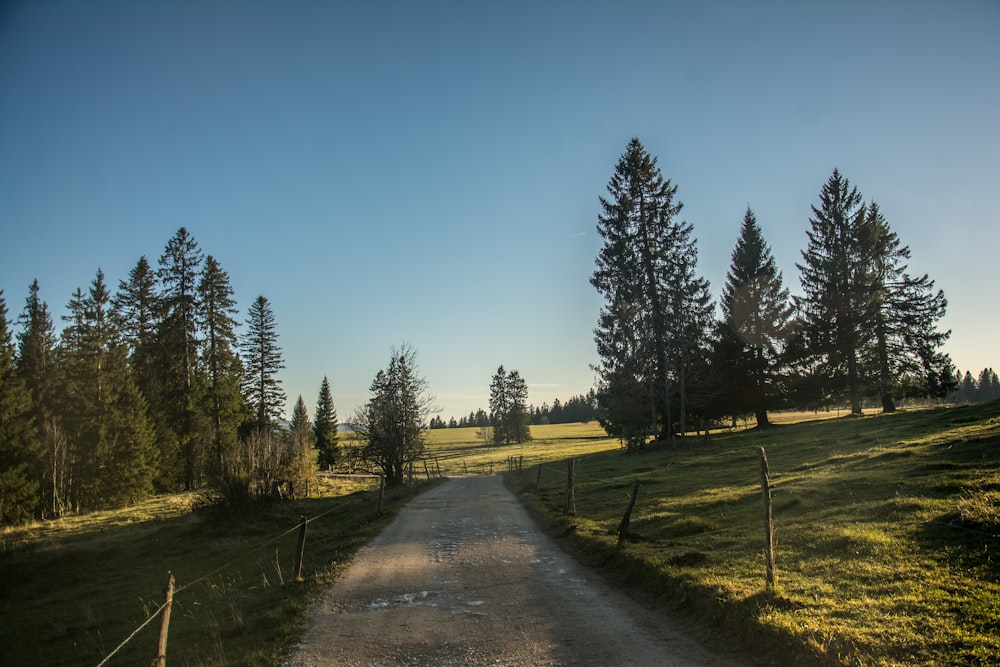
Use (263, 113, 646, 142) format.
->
(91, 474, 395, 667)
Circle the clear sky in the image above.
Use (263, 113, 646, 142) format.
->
(2, 1, 998, 422)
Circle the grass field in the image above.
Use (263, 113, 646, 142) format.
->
(2, 407, 998, 666)
(504, 404, 1000, 665)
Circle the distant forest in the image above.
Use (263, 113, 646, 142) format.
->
(429, 390, 599, 429)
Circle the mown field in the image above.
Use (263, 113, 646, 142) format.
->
(2, 406, 997, 666)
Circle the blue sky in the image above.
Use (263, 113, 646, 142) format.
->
(2, 1, 998, 422)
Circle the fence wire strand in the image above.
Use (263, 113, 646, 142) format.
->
(94, 484, 382, 667)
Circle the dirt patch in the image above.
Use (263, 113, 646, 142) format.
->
(284, 476, 750, 666)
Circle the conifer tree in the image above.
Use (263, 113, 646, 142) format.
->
(713, 208, 793, 427)
(240, 295, 286, 432)
(111, 256, 159, 401)
(489, 365, 531, 445)
(197, 255, 242, 473)
(57, 270, 157, 509)
(796, 169, 870, 414)
(286, 395, 317, 497)
(313, 376, 340, 469)
(15, 280, 59, 515)
(592, 138, 713, 445)
(156, 227, 205, 489)
(860, 202, 952, 411)
(0, 291, 40, 524)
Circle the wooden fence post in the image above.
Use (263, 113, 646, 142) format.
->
(535, 463, 543, 494)
(154, 572, 174, 667)
(423, 460, 430, 479)
(617, 478, 641, 547)
(563, 458, 576, 516)
(435, 459, 442, 478)
(294, 515, 307, 582)
(518, 455, 523, 471)
(759, 446, 776, 590)
(376, 475, 386, 514)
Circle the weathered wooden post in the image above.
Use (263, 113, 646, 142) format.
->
(377, 475, 386, 514)
(154, 572, 175, 667)
(535, 463, 543, 494)
(563, 458, 576, 516)
(423, 460, 430, 479)
(759, 446, 776, 590)
(294, 515, 308, 582)
(518, 455, 523, 471)
(617, 478, 641, 548)
(435, 459, 442, 477)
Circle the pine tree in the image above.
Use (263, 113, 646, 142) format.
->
(197, 255, 242, 474)
(0, 290, 41, 524)
(860, 202, 952, 411)
(156, 227, 205, 489)
(15, 279, 59, 515)
(286, 395, 317, 497)
(796, 169, 870, 414)
(489, 366, 531, 446)
(111, 256, 159, 403)
(313, 376, 340, 469)
(240, 295, 286, 432)
(592, 138, 713, 445)
(57, 270, 157, 509)
(713, 208, 794, 427)
(960, 371, 977, 403)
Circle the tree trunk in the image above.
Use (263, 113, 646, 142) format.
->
(881, 393, 896, 413)
(755, 409, 771, 428)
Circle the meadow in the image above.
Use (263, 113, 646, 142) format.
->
(1, 405, 998, 665)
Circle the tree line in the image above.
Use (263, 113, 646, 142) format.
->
(950, 368, 1000, 405)
(592, 138, 957, 449)
(0, 228, 341, 524)
(429, 389, 599, 429)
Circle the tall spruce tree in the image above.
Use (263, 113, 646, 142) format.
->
(111, 256, 159, 402)
(57, 270, 157, 509)
(240, 295, 286, 432)
(0, 291, 40, 524)
(15, 280, 59, 515)
(313, 376, 340, 469)
(860, 202, 952, 410)
(156, 227, 205, 489)
(591, 138, 713, 446)
(796, 169, 870, 414)
(712, 208, 793, 427)
(197, 255, 242, 473)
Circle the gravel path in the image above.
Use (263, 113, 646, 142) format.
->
(284, 476, 750, 666)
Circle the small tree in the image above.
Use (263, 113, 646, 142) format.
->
(352, 345, 433, 486)
(313, 376, 340, 469)
(287, 395, 318, 497)
(489, 365, 531, 446)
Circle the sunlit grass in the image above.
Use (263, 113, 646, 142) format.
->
(508, 403, 1000, 665)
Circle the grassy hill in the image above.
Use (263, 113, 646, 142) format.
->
(2, 405, 997, 665)
(503, 403, 1000, 665)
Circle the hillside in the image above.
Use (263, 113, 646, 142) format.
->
(506, 403, 1000, 665)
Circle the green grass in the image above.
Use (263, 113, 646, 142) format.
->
(0, 476, 439, 666)
(504, 403, 1000, 666)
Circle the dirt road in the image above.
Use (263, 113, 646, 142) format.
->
(285, 476, 749, 666)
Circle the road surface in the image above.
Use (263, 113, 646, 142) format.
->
(285, 476, 749, 666)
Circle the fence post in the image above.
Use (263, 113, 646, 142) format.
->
(617, 478, 641, 547)
(759, 446, 776, 590)
(294, 515, 307, 582)
(377, 475, 386, 514)
(563, 458, 576, 516)
(518, 455, 523, 471)
(154, 572, 174, 667)
(435, 459, 442, 478)
(535, 463, 543, 494)
(423, 460, 430, 480)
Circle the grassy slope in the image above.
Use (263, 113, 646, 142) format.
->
(0, 477, 438, 666)
(503, 404, 1000, 666)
